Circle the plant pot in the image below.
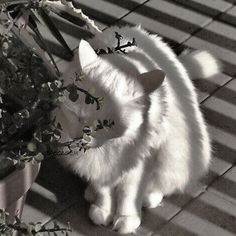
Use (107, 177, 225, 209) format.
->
(0, 160, 40, 224)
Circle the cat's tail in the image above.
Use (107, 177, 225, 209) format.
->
(179, 50, 222, 79)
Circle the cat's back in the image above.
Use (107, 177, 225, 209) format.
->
(91, 26, 211, 175)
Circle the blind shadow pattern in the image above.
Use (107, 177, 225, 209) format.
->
(21, 1, 236, 235)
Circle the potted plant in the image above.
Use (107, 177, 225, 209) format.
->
(0, 31, 71, 235)
(0, 0, 101, 234)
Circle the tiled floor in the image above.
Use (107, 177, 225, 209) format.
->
(22, 0, 236, 235)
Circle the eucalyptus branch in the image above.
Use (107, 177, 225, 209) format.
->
(0, 110, 45, 149)
(11, 26, 58, 78)
(37, 226, 72, 234)
(52, 119, 115, 155)
(96, 32, 137, 55)
(4, 93, 25, 109)
(5, 222, 72, 235)
(114, 36, 136, 53)
(76, 86, 103, 110)
(61, 84, 103, 110)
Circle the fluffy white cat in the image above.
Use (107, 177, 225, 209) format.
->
(55, 26, 220, 234)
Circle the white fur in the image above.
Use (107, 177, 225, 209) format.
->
(179, 50, 221, 79)
(55, 26, 219, 234)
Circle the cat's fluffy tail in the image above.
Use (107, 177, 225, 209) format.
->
(179, 50, 222, 79)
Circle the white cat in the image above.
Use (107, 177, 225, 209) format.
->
(55, 26, 220, 234)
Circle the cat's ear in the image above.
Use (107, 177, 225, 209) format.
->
(77, 39, 98, 69)
(137, 69, 165, 94)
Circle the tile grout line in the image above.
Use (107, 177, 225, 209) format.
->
(40, 200, 80, 227)
(152, 161, 236, 235)
(208, 187, 236, 206)
(199, 76, 236, 105)
(103, 0, 151, 31)
(175, 2, 236, 51)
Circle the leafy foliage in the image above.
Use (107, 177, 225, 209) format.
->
(57, 119, 115, 154)
(0, 32, 64, 169)
(0, 1, 117, 235)
(0, 32, 108, 171)
(0, 209, 72, 235)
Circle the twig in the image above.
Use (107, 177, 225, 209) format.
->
(61, 85, 103, 110)
(6, 223, 72, 235)
(75, 86, 102, 110)
(96, 32, 137, 55)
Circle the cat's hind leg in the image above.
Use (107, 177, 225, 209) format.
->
(143, 190, 163, 208)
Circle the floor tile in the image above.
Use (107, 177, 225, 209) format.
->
(44, 201, 122, 236)
(183, 20, 236, 76)
(121, 0, 215, 43)
(204, 78, 236, 106)
(198, 124, 236, 186)
(141, 181, 210, 234)
(200, 79, 236, 165)
(22, 180, 77, 224)
(154, 191, 236, 236)
(34, 12, 94, 62)
(165, 0, 232, 17)
(22, 156, 87, 225)
(208, 165, 236, 205)
(218, 5, 236, 27)
(37, 157, 87, 198)
(194, 80, 236, 187)
(72, 0, 148, 30)
(139, 199, 180, 234)
(193, 73, 232, 103)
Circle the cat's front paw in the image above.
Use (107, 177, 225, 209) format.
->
(89, 204, 113, 226)
(113, 215, 141, 234)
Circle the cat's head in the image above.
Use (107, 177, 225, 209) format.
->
(61, 40, 165, 149)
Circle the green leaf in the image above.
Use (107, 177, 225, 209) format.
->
(34, 223, 42, 232)
(19, 109, 30, 119)
(68, 90, 79, 102)
(7, 125, 17, 134)
(66, 84, 76, 93)
(85, 95, 92, 104)
(83, 134, 91, 142)
(34, 152, 44, 162)
(103, 120, 108, 126)
(58, 95, 66, 102)
(34, 130, 42, 142)
(27, 142, 37, 152)
(82, 126, 91, 135)
(47, 81, 58, 91)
